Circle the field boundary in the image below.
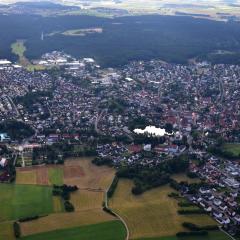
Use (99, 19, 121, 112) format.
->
(105, 178, 129, 240)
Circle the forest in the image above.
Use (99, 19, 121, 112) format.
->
(0, 14, 240, 66)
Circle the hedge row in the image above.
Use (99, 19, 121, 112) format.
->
(176, 230, 208, 237)
(107, 176, 119, 198)
(178, 209, 206, 215)
(13, 222, 21, 238)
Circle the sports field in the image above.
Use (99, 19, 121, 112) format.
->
(223, 143, 240, 157)
(110, 180, 216, 239)
(0, 183, 54, 221)
(21, 220, 125, 240)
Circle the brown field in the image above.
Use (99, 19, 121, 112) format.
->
(36, 167, 49, 185)
(110, 180, 216, 239)
(20, 209, 116, 236)
(64, 165, 85, 179)
(71, 190, 104, 211)
(16, 165, 64, 186)
(16, 170, 37, 185)
(63, 157, 115, 189)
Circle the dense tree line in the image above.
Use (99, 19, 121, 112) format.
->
(0, 120, 34, 140)
(116, 155, 189, 194)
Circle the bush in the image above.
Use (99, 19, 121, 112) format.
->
(107, 176, 119, 198)
(168, 192, 180, 198)
(178, 209, 206, 215)
(64, 201, 74, 212)
(13, 222, 21, 238)
(187, 171, 198, 178)
(176, 231, 208, 237)
(19, 215, 39, 222)
(178, 201, 195, 207)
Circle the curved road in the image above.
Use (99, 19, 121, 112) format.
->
(104, 187, 130, 240)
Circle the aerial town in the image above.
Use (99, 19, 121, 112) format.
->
(0, 51, 240, 237)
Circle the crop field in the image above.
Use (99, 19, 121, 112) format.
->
(71, 190, 104, 211)
(21, 220, 125, 240)
(0, 221, 15, 240)
(0, 183, 54, 221)
(48, 168, 64, 185)
(63, 157, 115, 189)
(16, 170, 37, 185)
(110, 180, 216, 239)
(223, 143, 240, 157)
(20, 209, 116, 236)
(16, 165, 64, 185)
(20, 157, 117, 237)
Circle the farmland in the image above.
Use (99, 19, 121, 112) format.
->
(0, 184, 54, 221)
(49, 168, 64, 185)
(109, 180, 217, 239)
(20, 209, 116, 236)
(21, 220, 126, 240)
(0, 221, 15, 240)
(20, 157, 117, 237)
(63, 157, 115, 189)
(16, 165, 64, 185)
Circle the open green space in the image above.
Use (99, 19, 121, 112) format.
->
(11, 40, 26, 58)
(0, 184, 54, 221)
(223, 143, 240, 157)
(134, 230, 231, 240)
(48, 168, 64, 185)
(21, 220, 126, 240)
(0, 221, 15, 240)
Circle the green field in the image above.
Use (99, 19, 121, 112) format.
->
(0, 221, 15, 240)
(0, 184, 54, 221)
(11, 40, 26, 58)
(21, 220, 126, 240)
(48, 168, 63, 185)
(134, 230, 232, 240)
(223, 143, 240, 157)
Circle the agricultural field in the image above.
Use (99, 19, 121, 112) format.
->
(21, 220, 126, 240)
(0, 221, 15, 240)
(62, 28, 103, 36)
(63, 157, 115, 189)
(16, 165, 64, 185)
(20, 209, 116, 236)
(109, 180, 217, 239)
(0, 184, 54, 221)
(48, 168, 64, 185)
(223, 143, 240, 157)
(20, 157, 117, 237)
